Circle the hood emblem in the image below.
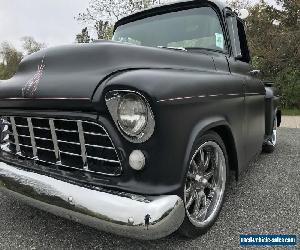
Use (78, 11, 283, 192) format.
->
(22, 56, 46, 98)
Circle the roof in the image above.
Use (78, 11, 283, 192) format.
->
(157, 0, 227, 10)
(115, 0, 229, 29)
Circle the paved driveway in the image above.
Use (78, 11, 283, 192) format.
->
(281, 116, 300, 129)
(0, 127, 299, 250)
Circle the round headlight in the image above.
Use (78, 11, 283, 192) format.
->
(117, 93, 148, 136)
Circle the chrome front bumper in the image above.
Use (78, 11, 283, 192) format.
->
(0, 162, 185, 240)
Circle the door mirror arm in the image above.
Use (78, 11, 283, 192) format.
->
(250, 69, 261, 77)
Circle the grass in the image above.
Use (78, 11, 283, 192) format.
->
(282, 109, 300, 116)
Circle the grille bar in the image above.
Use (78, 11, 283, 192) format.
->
(1, 116, 122, 176)
(77, 121, 88, 170)
(27, 118, 38, 159)
(10, 117, 21, 154)
(49, 119, 61, 164)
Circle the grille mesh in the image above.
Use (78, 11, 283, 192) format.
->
(0, 116, 122, 176)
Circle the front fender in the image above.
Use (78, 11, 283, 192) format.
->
(90, 69, 245, 195)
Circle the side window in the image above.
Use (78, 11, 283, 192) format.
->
(227, 14, 251, 63)
(236, 19, 250, 63)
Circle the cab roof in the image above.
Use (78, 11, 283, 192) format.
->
(115, 0, 229, 30)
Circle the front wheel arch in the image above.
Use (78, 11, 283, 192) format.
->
(181, 118, 239, 187)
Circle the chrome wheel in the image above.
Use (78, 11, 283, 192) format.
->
(184, 141, 226, 227)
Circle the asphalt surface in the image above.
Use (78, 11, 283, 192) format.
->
(0, 127, 299, 250)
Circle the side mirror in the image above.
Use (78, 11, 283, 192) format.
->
(250, 69, 261, 77)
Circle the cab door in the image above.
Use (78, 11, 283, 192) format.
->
(226, 13, 265, 164)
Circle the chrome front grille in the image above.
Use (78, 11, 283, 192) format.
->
(0, 116, 122, 176)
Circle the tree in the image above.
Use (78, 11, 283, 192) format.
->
(227, 0, 300, 109)
(0, 37, 46, 80)
(227, 0, 251, 10)
(21, 36, 46, 55)
(95, 20, 113, 40)
(78, 0, 163, 23)
(76, 0, 164, 41)
(0, 42, 23, 79)
(76, 27, 91, 43)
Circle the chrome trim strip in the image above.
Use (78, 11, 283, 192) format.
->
(49, 119, 61, 164)
(10, 117, 21, 154)
(87, 155, 119, 163)
(27, 118, 38, 159)
(0, 163, 185, 240)
(0, 97, 90, 100)
(85, 143, 114, 150)
(36, 136, 52, 141)
(157, 93, 243, 103)
(60, 150, 82, 157)
(13, 134, 30, 138)
(13, 143, 55, 152)
(15, 124, 29, 128)
(245, 92, 261, 96)
(32, 126, 50, 131)
(84, 131, 107, 137)
(77, 121, 88, 170)
(2, 152, 119, 176)
(56, 129, 78, 133)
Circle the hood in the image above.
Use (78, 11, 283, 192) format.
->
(0, 40, 215, 109)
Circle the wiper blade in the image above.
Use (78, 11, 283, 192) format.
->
(157, 46, 187, 51)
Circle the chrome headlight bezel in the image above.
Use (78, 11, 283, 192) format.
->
(105, 90, 155, 143)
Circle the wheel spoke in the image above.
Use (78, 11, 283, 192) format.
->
(200, 150, 205, 165)
(204, 171, 214, 180)
(193, 191, 205, 213)
(185, 186, 191, 196)
(187, 172, 195, 180)
(196, 199, 211, 221)
(192, 160, 200, 174)
(204, 151, 211, 170)
(186, 190, 196, 209)
(206, 189, 219, 215)
(192, 159, 197, 169)
(214, 147, 219, 166)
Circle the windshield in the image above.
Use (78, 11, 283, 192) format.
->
(113, 7, 226, 52)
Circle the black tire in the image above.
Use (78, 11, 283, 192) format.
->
(262, 117, 277, 154)
(262, 142, 275, 153)
(178, 131, 229, 239)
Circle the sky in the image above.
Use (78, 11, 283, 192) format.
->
(0, 0, 90, 51)
(0, 0, 278, 52)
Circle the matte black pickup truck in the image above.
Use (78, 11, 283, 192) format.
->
(0, 0, 281, 240)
